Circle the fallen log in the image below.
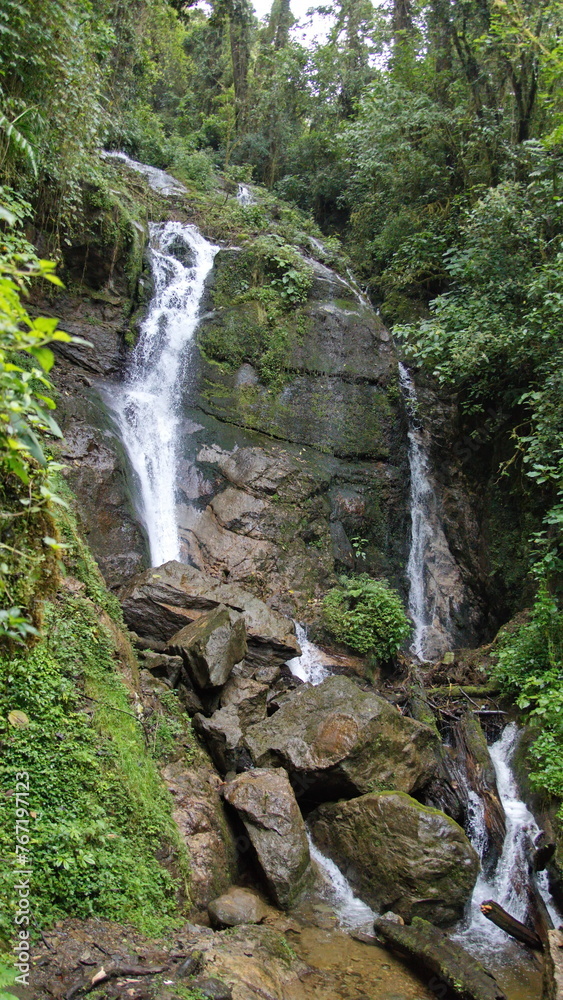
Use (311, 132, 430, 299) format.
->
(425, 684, 501, 699)
(480, 900, 543, 950)
(374, 916, 507, 1000)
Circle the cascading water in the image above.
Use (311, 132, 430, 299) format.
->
(457, 722, 560, 956)
(107, 222, 218, 566)
(307, 833, 375, 931)
(398, 362, 466, 660)
(237, 183, 255, 206)
(287, 624, 329, 685)
(399, 362, 435, 659)
(101, 150, 187, 197)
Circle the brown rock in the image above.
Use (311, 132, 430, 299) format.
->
(167, 605, 247, 690)
(222, 768, 313, 909)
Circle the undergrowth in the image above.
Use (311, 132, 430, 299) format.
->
(0, 589, 190, 942)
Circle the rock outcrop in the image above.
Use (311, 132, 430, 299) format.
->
(244, 675, 441, 802)
(222, 768, 313, 909)
(309, 791, 479, 926)
(160, 754, 238, 910)
(120, 560, 300, 665)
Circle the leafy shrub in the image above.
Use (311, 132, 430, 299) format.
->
(322, 574, 411, 661)
(0, 189, 89, 642)
(493, 584, 563, 808)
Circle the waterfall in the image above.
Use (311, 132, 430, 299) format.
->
(237, 183, 255, 206)
(107, 221, 218, 566)
(101, 150, 187, 197)
(287, 624, 329, 685)
(457, 722, 560, 955)
(307, 833, 376, 931)
(399, 362, 464, 661)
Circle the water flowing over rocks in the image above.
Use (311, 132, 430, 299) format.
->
(244, 674, 441, 802)
(222, 768, 314, 909)
(310, 791, 480, 926)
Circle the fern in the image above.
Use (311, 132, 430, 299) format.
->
(0, 110, 37, 177)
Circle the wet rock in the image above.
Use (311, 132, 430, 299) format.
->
(309, 791, 479, 926)
(161, 756, 238, 908)
(220, 673, 268, 729)
(167, 605, 247, 690)
(176, 950, 204, 978)
(208, 887, 270, 928)
(244, 674, 440, 802)
(193, 706, 252, 774)
(120, 561, 300, 666)
(222, 768, 313, 909)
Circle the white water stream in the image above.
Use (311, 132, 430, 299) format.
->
(287, 623, 329, 685)
(101, 150, 187, 197)
(307, 833, 376, 931)
(107, 221, 218, 566)
(237, 183, 255, 206)
(457, 722, 560, 956)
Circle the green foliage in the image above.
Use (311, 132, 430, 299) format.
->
(493, 585, 563, 807)
(0, 593, 189, 939)
(322, 574, 411, 661)
(0, 188, 91, 641)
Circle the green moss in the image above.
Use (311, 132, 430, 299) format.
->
(0, 592, 190, 940)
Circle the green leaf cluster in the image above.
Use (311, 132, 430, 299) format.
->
(322, 574, 411, 662)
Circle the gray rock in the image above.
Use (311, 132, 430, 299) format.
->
(220, 674, 268, 729)
(193, 706, 252, 774)
(208, 887, 270, 928)
(161, 756, 238, 909)
(222, 768, 313, 909)
(167, 605, 247, 690)
(120, 561, 300, 666)
(188, 978, 232, 1000)
(309, 791, 479, 926)
(244, 675, 440, 801)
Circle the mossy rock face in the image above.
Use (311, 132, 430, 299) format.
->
(309, 790, 479, 926)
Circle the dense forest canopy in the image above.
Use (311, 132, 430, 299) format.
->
(1, 0, 563, 821)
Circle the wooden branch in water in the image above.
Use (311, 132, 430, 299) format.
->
(480, 900, 544, 950)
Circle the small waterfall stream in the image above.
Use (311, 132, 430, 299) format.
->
(237, 183, 255, 206)
(107, 221, 218, 565)
(458, 723, 560, 956)
(287, 624, 329, 685)
(307, 833, 376, 931)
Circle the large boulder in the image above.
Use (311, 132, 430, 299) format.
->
(309, 791, 479, 926)
(167, 605, 246, 689)
(161, 755, 238, 909)
(222, 768, 313, 909)
(119, 561, 300, 667)
(244, 675, 440, 802)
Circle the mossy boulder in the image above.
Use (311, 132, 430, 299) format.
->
(309, 791, 479, 926)
(243, 675, 441, 802)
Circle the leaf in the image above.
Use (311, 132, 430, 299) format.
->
(28, 346, 55, 372)
(8, 710, 30, 728)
